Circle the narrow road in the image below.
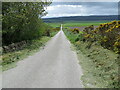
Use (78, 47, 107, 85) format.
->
(3, 25, 84, 88)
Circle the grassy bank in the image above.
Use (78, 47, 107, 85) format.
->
(64, 29, 119, 88)
(1, 31, 58, 71)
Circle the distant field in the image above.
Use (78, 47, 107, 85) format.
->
(47, 21, 112, 28)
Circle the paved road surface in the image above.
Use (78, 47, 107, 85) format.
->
(3, 25, 84, 88)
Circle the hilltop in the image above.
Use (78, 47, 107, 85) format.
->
(43, 15, 118, 23)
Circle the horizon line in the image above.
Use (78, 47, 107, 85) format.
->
(42, 15, 118, 19)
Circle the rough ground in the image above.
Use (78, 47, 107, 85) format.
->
(2, 25, 84, 88)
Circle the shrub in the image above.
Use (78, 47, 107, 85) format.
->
(81, 21, 120, 54)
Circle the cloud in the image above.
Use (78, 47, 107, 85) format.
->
(43, 2, 118, 18)
(44, 4, 85, 17)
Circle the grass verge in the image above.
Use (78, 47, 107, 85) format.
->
(1, 31, 58, 71)
(64, 30, 119, 88)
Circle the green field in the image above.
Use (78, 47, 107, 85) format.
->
(48, 21, 111, 28)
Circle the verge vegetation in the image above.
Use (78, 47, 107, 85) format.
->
(64, 21, 120, 88)
(1, 33, 58, 71)
(1, 2, 60, 71)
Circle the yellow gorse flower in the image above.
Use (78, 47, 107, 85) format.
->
(84, 34, 90, 38)
(114, 42, 120, 46)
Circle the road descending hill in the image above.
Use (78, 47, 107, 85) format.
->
(3, 25, 84, 88)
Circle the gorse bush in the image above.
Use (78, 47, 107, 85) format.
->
(69, 28, 79, 34)
(81, 21, 120, 54)
(65, 21, 120, 53)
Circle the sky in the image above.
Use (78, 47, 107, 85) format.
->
(52, 0, 119, 2)
(43, 0, 119, 18)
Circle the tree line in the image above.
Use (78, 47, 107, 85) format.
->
(2, 2, 51, 46)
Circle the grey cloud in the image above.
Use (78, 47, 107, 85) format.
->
(43, 2, 118, 18)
